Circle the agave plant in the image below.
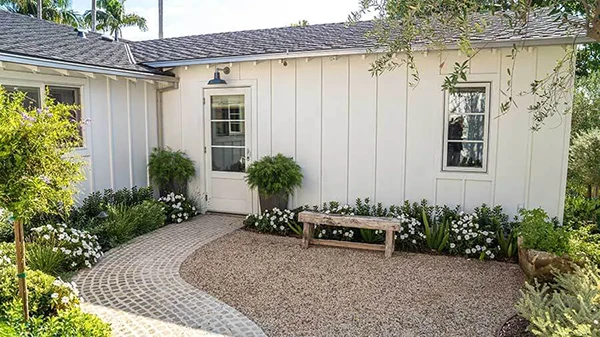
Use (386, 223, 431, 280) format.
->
(496, 227, 517, 259)
(423, 209, 449, 252)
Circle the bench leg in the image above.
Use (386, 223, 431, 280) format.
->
(302, 223, 313, 249)
(384, 229, 395, 258)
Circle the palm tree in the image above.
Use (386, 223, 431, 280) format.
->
(0, 0, 81, 26)
(83, 0, 147, 40)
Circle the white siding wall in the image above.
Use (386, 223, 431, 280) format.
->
(163, 45, 572, 217)
(0, 68, 158, 202)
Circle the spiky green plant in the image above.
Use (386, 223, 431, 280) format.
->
(423, 209, 449, 252)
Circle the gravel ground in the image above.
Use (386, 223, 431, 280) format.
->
(180, 230, 524, 337)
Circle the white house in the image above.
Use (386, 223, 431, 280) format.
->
(0, 10, 588, 218)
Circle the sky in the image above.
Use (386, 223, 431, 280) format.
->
(72, 0, 362, 41)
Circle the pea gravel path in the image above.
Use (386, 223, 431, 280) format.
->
(181, 231, 525, 337)
(73, 214, 266, 337)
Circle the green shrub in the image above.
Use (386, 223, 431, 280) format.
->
(564, 195, 600, 231)
(516, 264, 600, 337)
(26, 243, 65, 276)
(0, 266, 79, 319)
(92, 204, 136, 249)
(91, 201, 166, 249)
(5, 307, 112, 337)
(569, 226, 600, 266)
(518, 209, 570, 257)
(148, 147, 196, 196)
(0, 209, 12, 243)
(158, 193, 198, 224)
(245, 154, 303, 197)
(0, 88, 84, 225)
(69, 186, 154, 230)
(131, 200, 166, 235)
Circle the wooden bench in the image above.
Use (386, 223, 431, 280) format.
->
(298, 211, 401, 258)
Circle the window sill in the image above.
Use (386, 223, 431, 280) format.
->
(74, 147, 91, 157)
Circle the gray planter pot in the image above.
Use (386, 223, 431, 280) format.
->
(259, 192, 289, 212)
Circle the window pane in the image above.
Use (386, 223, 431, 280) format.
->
(449, 87, 486, 114)
(448, 114, 485, 141)
(447, 142, 484, 168)
(48, 86, 83, 146)
(212, 147, 245, 172)
(211, 121, 245, 146)
(211, 95, 244, 120)
(2, 85, 41, 109)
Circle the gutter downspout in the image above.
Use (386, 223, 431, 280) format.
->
(156, 82, 179, 148)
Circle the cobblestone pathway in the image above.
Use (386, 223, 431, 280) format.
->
(74, 214, 266, 337)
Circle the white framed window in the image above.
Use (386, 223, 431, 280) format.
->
(1, 83, 84, 147)
(442, 83, 490, 172)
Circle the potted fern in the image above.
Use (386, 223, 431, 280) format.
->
(148, 147, 196, 197)
(245, 154, 303, 211)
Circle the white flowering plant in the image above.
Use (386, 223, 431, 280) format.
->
(389, 211, 425, 250)
(30, 223, 103, 271)
(158, 192, 198, 224)
(244, 208, 300, 235)
(448, 212, 498, 260)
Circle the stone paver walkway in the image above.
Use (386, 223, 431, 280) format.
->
(74, 214, 266, 337)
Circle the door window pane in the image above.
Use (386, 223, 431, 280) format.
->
(212, 147, 245, 172)
(447, 142, 484, 168)
(211, 95, 244, 120)
(2, 85, 41, 109)
(211, 121, 245, 146)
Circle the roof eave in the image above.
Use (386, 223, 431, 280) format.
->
(0, 51, 179, 82)
(141, 35, 591, 68)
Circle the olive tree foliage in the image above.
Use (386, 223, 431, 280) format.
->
(0, 88, 84, 223)
(350, 0, 596, 130)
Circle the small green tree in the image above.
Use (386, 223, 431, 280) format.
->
(570, 128, 600, 197)
(0, 87, 84, 320)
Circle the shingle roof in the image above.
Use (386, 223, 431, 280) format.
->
(0, 10, 166, 75)
(130, 10, 584, 64)
(0, 9, 585, 71)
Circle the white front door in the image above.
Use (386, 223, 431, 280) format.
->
(204, 88, 253, 214)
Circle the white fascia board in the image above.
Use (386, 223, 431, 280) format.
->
(0, 51, 179, 82)
(142, 36, 591, 68)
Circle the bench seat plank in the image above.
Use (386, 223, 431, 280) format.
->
(298, 211, 401, 231)
(298, 211, 399, 258)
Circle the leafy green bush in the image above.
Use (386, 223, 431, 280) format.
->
(158, 193, 198, 224)
(3, 307, 112, 337)
(91, 201, 166, 250)
(564, 195, 600, 231)
(69, 186, 154, 230)
(0, 88, 84, 224)
(0, 209, 12, 243)
(148, 147, 196, 196)
(245, 154, 303, 197)
(26, 243, 65, 276)
(131, 200, 167, 235)
(0, 266, 79, 318)
(516, 264, 600, 337)
(569, 226, 600, 266)
(518, 209, 571, 257)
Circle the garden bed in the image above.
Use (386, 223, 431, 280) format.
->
(181, 230, 524, 337)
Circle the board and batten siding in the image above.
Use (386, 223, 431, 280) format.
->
(163, 45, 571, 218)
(0, 68, 158, 203)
